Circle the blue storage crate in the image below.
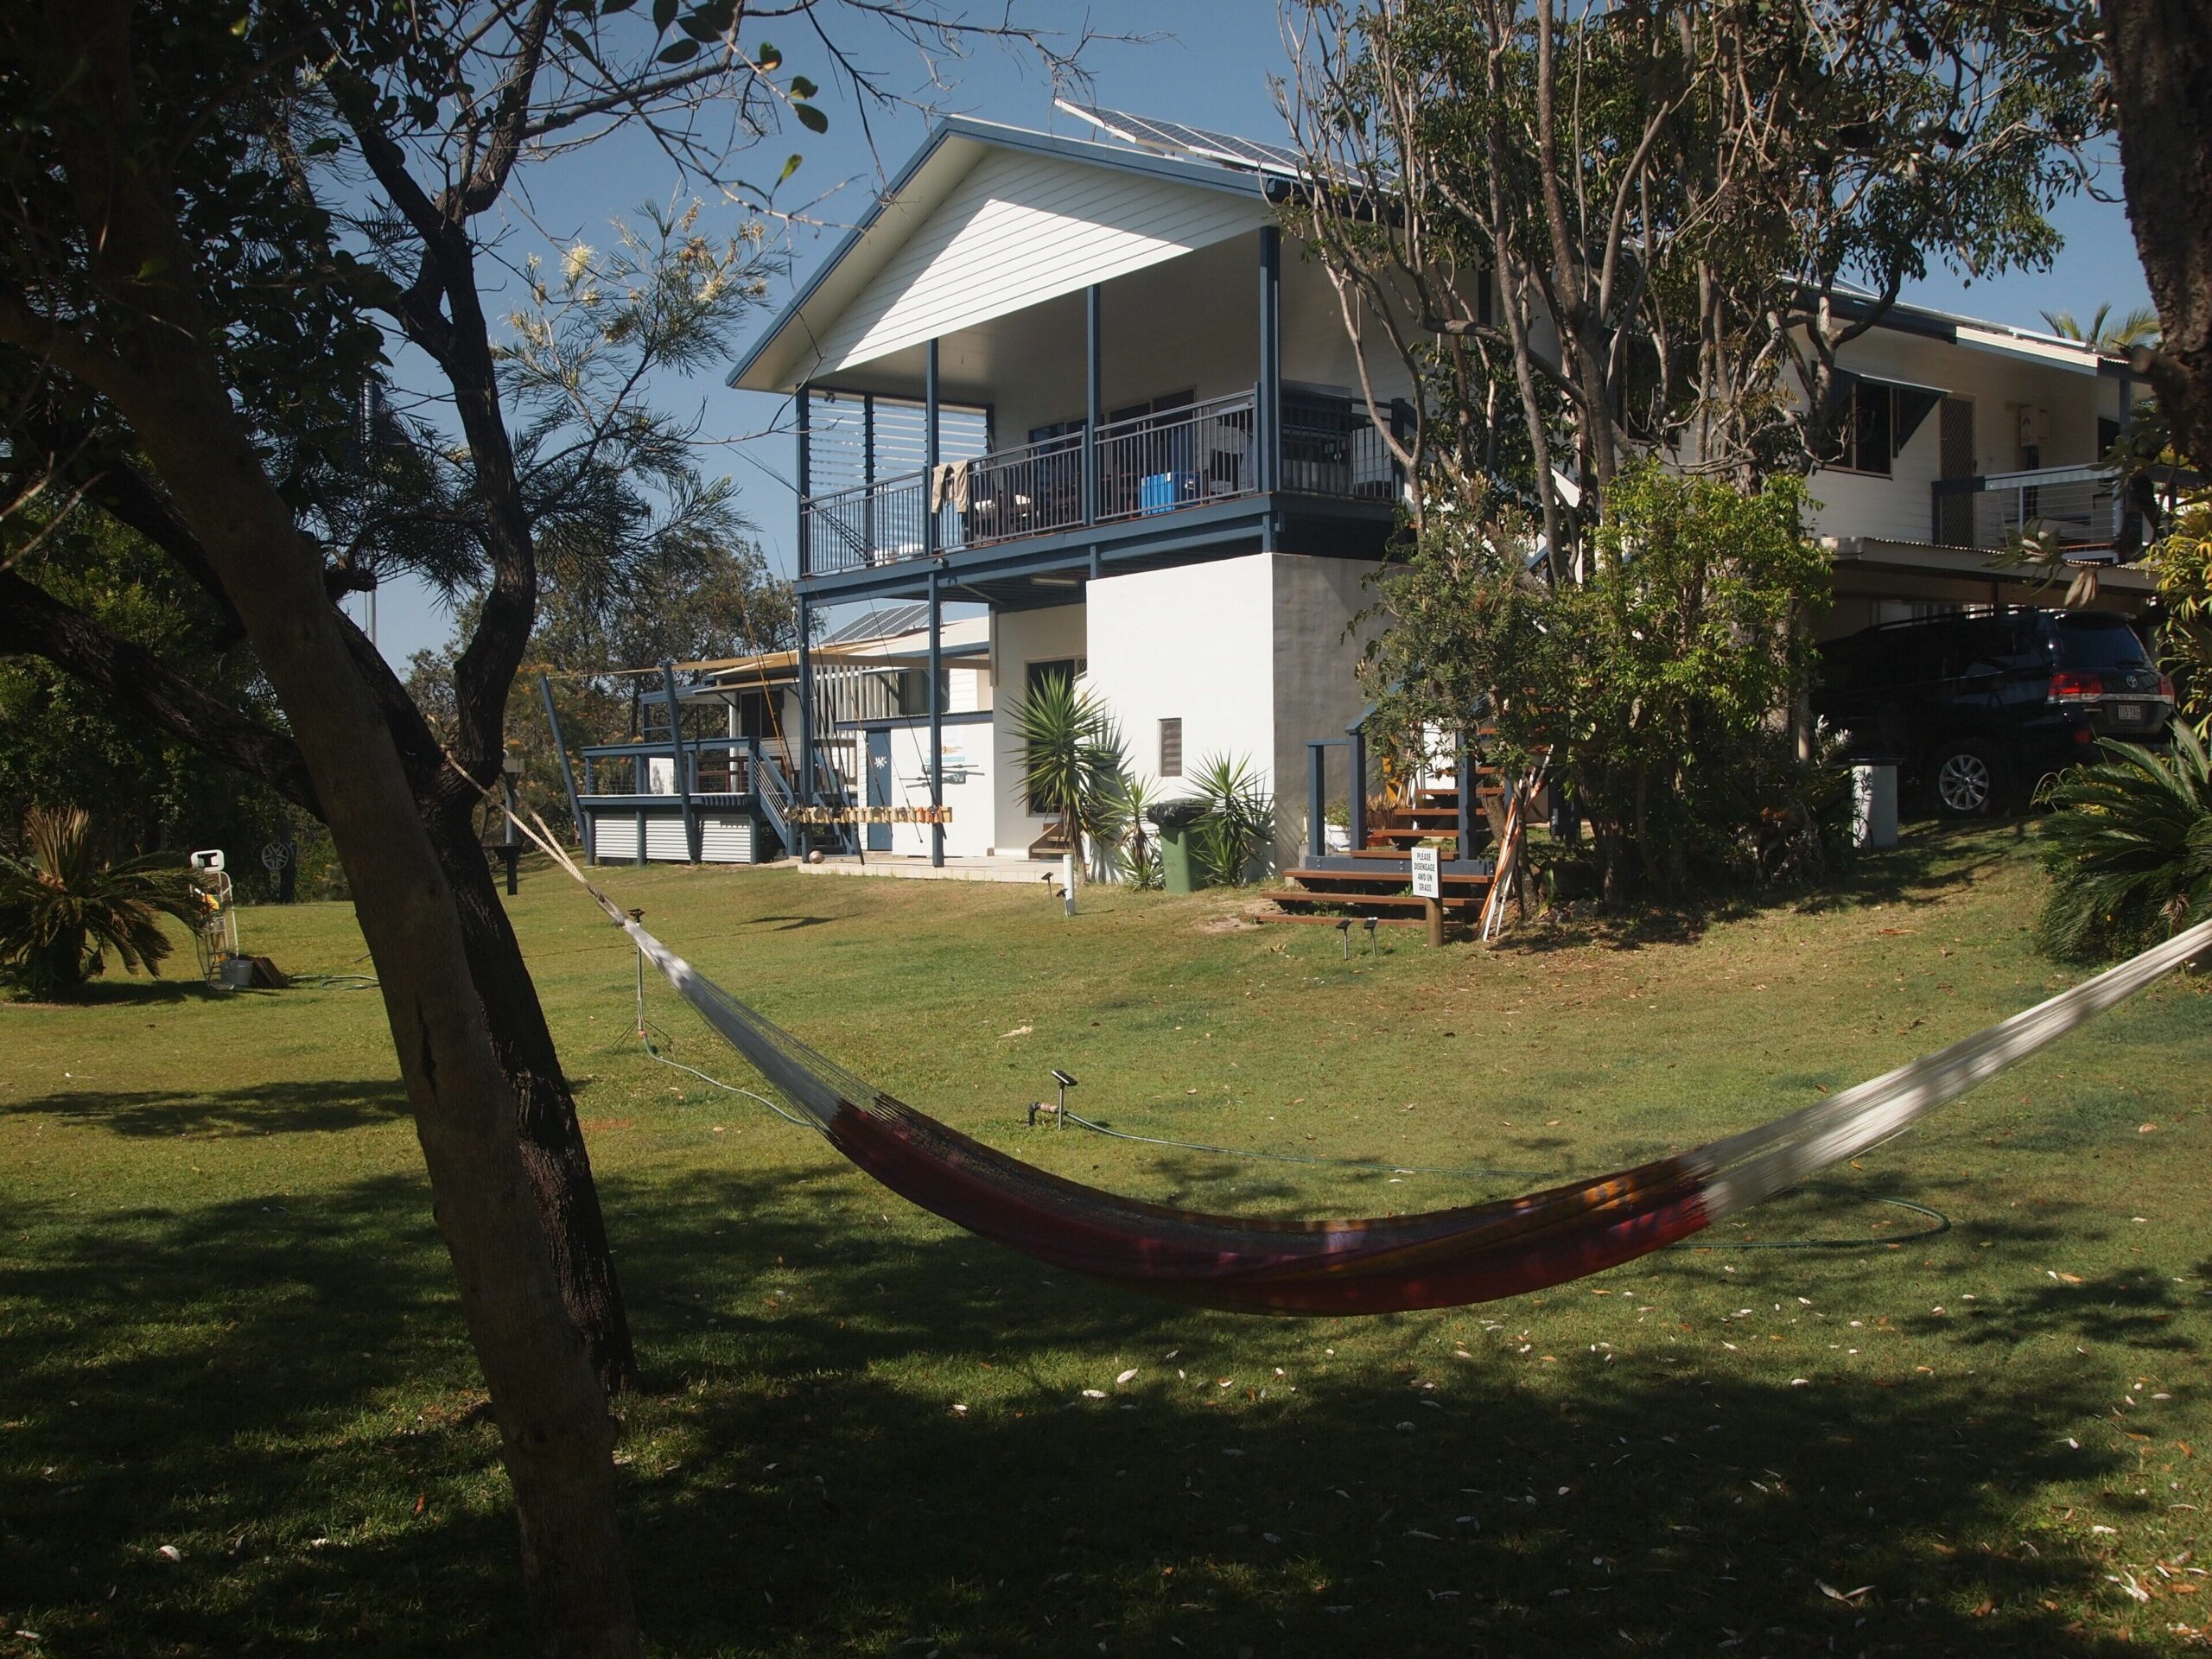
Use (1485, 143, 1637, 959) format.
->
(1141, 470, 1198, 514)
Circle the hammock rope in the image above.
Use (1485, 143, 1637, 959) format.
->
(499, 794, 2209, 1315)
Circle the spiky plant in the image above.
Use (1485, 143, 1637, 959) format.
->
(2033, 727, 2212, 962)
(1009, 671, 1124, 863)
(1187, 753, 1275, 887)
(0, 807, 197, 1000)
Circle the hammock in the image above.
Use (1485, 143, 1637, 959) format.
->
(604, 893, 2211, 1316)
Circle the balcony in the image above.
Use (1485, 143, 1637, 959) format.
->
(799, 386, 1408, 581)
(1930, 464, 2128, 556)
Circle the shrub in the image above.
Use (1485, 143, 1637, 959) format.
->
(1186, 753, 1274, 886)
(2034, 725, 2212, 962)
(0, 807, 197, 1000)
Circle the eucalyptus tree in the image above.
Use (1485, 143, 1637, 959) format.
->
(1281, 0, 2098, 562)
(0, 3, 1096, 1650)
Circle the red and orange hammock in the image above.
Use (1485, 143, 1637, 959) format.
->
(598, 893, 2211, 1316)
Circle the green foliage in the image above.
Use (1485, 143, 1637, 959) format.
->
(1185, 753, 1275, 887)
(1007, 671, 1124, 858)
(2033, 726, 2212, 963)
(2039, 304, 2162, 353)
(0, 514, 297, 887)
(2143, 494, 2212, 740)
(1359, 467, 1830, 904)
(0, 806, 196, 1000)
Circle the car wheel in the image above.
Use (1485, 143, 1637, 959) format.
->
(1929, 740, 2004, 817)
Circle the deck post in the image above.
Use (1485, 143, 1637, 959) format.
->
(796, 592, 814, 813)
(1455, 729, 1474, 861)
(796, 381, 811, 578)
(1257, 225, 1281, 495)
(1307, 740, 1327, 862)
(538, 671, 588, 861)
(861, 391, 876, 559)
(924, 339, 941, 558)
(1084, 282, 1102, 525)
(660, 659, 699, 862)
(928, 566, 944, 868)
(1346, 722, 1367, 853)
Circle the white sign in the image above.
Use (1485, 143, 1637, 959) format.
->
(1409, 845, 1440, 899)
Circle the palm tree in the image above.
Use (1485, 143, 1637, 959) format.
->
(2040, 303, 2162, 354)
(0, 807, 197, 1000)
(1008, 671, 1125, 865)
(2033, 727, 2212, 962)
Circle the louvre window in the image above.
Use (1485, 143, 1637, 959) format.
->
(1160, 717, 1183, 779)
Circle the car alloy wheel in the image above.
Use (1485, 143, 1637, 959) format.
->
(1936, 749, 1993, 815)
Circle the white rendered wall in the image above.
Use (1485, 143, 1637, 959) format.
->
(1085, 555, 1281, 868)
(989, 603, 1089, 855)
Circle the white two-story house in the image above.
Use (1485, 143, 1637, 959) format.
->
(582, 105, 2151, 893)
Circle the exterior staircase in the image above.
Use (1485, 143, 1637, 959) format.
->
(1260, 771, 1498, 926)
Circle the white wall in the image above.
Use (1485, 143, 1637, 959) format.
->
(989, 603, 1089, 855)
(1809, 331, 2112, 546)
(815, 147, 1270, 377)
(1087, 558, 1280, 849)
(874, 718, 995, 859)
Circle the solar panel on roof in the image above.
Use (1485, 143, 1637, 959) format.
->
(1057, 100, 1306, 178)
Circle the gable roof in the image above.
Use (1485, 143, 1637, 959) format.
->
(726, 117, 1281, 394)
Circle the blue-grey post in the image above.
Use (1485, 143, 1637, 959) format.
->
(538, 671, 587, 860)
(1257, 224, 1281, 494)
(1084, 282, 1102, 524)
(924, 339, 940, 558)
(795, 591, 813, 812)
(659, 660, 698, 862)
(928, 565, 944, 867)
(795, 381, 810, 578)
(1307, 740, 1328, 862)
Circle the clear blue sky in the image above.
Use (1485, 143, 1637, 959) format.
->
(364, 0, 2156, 665)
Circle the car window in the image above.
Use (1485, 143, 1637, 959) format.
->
(1942, 620, 2015, 678)
(2053, 615, 2152, 671)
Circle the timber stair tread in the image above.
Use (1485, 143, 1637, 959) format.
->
(1260, 889, 1487, 916)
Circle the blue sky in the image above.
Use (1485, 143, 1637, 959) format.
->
(362, 0, 2155, 665)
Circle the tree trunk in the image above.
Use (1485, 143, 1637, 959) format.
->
(24, 7, 643, 1650)
(2107, 0, 2212, 469)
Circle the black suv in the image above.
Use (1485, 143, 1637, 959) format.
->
(1814, 607, 2174, 817)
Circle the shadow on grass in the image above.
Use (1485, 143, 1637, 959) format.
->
(3, 1161, 2185, 1657)
(2, 976, 222, 1010)
(1510, 822, 2022, 953)
(3, 1077, 412, 1137)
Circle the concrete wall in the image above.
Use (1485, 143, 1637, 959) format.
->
(1270, 556, 1382, 865)
(1086, 555, 1280, 826)
(989, 602, 1089, 855)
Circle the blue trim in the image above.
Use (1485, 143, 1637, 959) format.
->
(724, 116, 1271, 391)
(845, 709, 994, 733)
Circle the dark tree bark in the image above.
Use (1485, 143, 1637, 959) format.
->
(0, 3, 642, 1649)
(2106, 0, 2212, 467)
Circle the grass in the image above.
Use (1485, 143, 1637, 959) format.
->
(3, 823, 2209, 1656)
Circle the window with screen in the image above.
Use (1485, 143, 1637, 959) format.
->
(1159, 717, 1183, 779)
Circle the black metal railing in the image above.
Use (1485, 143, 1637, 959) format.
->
(799, 385, 1410, 576)
(1094, 391, 1256, 522)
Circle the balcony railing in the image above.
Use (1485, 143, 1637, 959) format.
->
(1930, 464, 2126, 555)
(800, 387, 1408, 577)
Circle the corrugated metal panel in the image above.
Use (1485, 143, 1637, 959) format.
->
(699, 816, 756, 864)
(815, 148, 1271, 375)
(645, 817, 691, 862)
(594, 816, 640, 861)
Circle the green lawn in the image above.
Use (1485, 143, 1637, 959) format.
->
(3, 825, 2208, 1656)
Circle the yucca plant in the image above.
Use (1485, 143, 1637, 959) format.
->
(1187, 753, 1275, 886)
(2033, 726, 2212, 963)
(0, 807, 197, 1000)
(1009, 671, 1125, 869)
(1105, 772, 1165, 888)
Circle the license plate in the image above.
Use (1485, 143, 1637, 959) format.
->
(2113, 702, 2150, 724)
